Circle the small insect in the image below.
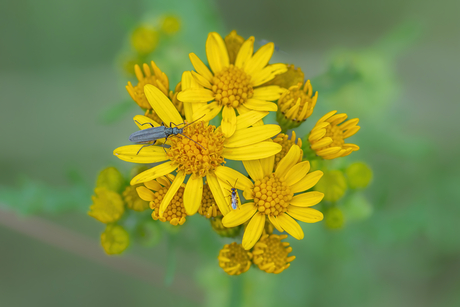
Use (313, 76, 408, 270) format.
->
(129, 115, 206, 154)
(225, 178, 239, 210)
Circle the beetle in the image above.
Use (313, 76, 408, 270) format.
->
(225, 178, 239, 210)
(129, 115, 206, 154)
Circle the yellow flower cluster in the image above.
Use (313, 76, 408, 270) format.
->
(102, 30, 368, 275)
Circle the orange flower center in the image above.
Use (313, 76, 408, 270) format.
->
(252, 174, 293, 217)
(198, 183, 222, 218)
(325, 124, 345, 147)
(151, 185, 187, 223)
(211, 64, 253, 108)
(166, 122, 225, 177)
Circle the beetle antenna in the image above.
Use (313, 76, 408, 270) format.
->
(182, 114, 206, 129)
(178, 134, 206, 149)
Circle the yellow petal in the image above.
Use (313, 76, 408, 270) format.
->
(242, 160, 264, 181)
(144, 84, 183, 125)
(287, 206, 324, 223)
(311, 137, 333, 150)
(222, 203, 257, 228)
(183, 176, 203, 215)
(222, 106, 237, 138)
(260, 152, 275, 177)
(242, 213, 266, 250)
(252, 86, 285, 100)
(223, 142, 282, 160)
(290, 170, 324, 193)
(277, 213, 304, 240)
(317, 110, 337, 124)
(235, 110, 269, 130)
(252, 63, 288, 87)
(316, 147, 341, 156)
(235, 36, 254, 68)
(243, 99, 278, 111)
(268, 215, 284, 232)
(215, 166, 253, 191)
(136, 186, 155, 201)
(180, 71, 198, 123)
(283, 160, 310, 186)
(207, 172, 229, 216)
(244, 42, 274, 76)
(206, 32, 229, 74)
(159, 171, 186, 216)
(189, 53, 213, 82)
(309, 128, 327, 142)
(290, 191, 324, 207)
(191, 101, 222, 122)
(130, 161, 178, 185)
(177, 88, 214, 103)
(113, 145, 168, 164)
(339, 118, 359, 131)
(225, 125, 281, 148)
(274, 145, 301, 178)
(145, 180, 162, 191)
(133, 115, 161, 129)
(343, 126, 361, 138)
(191, 71, 212, 89)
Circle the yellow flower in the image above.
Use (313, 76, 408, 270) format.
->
(222, 145, 324, 250)
(264, 64, 304, 89)
(88, 187, 125, 223)
(161, 15, 181, 35)
(122, 185, 149, 211)
(96, 167, 125, 194)
(136, 175, 187, 226)
(101, 224, 130, 255)
(224, 30, 245, 64)
(273, 131, 303, 170)
(308, 110, 360, 159)
(114, 83, 282, 218)
(131, 25, 159, 55)
(314, 169, 348, 202)
(277, 80, 318, 131)
(252, 234, 295, 274)
(345, 162, 373, 189)
(177, 32, 288, 137)
(198, 182, 222, 218)
(218, 242, 252, 275)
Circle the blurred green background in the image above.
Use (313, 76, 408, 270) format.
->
(1, 0, 459, 306)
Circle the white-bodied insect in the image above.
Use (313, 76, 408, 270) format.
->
(129, 115, 206, 154)
(225, 179, 239, 210)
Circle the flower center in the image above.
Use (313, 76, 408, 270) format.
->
(279, 87, 310, 121)
(252, 174, 293, 216)
(167, 122, 225, 177)
(325, 124, 345, 147)
(253, 234, 293, 273)
(211, 64, 253, 108)
(198, 182, 222, 218)
(218, 242, 252, 275)
(151, 184, 187, 224)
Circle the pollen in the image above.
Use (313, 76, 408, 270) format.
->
(147, 176, 187, 226)
(218, 242, 252, 275)
(277, 80, 318, 128)
(273, 132, 303, 170)
(123, 185, 149, 212)
(167, 121, 225, 177)
(252, 174, 293, 217)
(211, 64, 254, 108)
(252, 234, 295, 274)
(198, 182, 222, 218)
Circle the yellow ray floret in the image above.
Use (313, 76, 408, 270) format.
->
(221, 145, 324, 250)
(308, 110, 360, 160)
(177, 32, 288, 138)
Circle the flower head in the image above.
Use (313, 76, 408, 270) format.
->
(136, 175, 187, 226)
(177, 32, 287, 137)
(123, 185, 149, 211)
(264, 64, 304, 89)
(324, 207, 345, 229)
(101, 224, 130, 255)
(88, 187, 125, 224)
(277, 80, 318, 131)
(314, 169, 348, 202)
(131, 25, 159, 55)
(224, 30, 245, 64)
(210, 216, 242, 238)
(345, 162, 373, 189)
(252, 234, 295, 274)
(114, 82, 282, 217)
(309, 110, 360, 159)
(161, 15, 181, 35)
(273, 131, 303, 170)
(198, 182, 222, 218)
(222, 145, 325, 250)
(218, 242, 252, 275)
